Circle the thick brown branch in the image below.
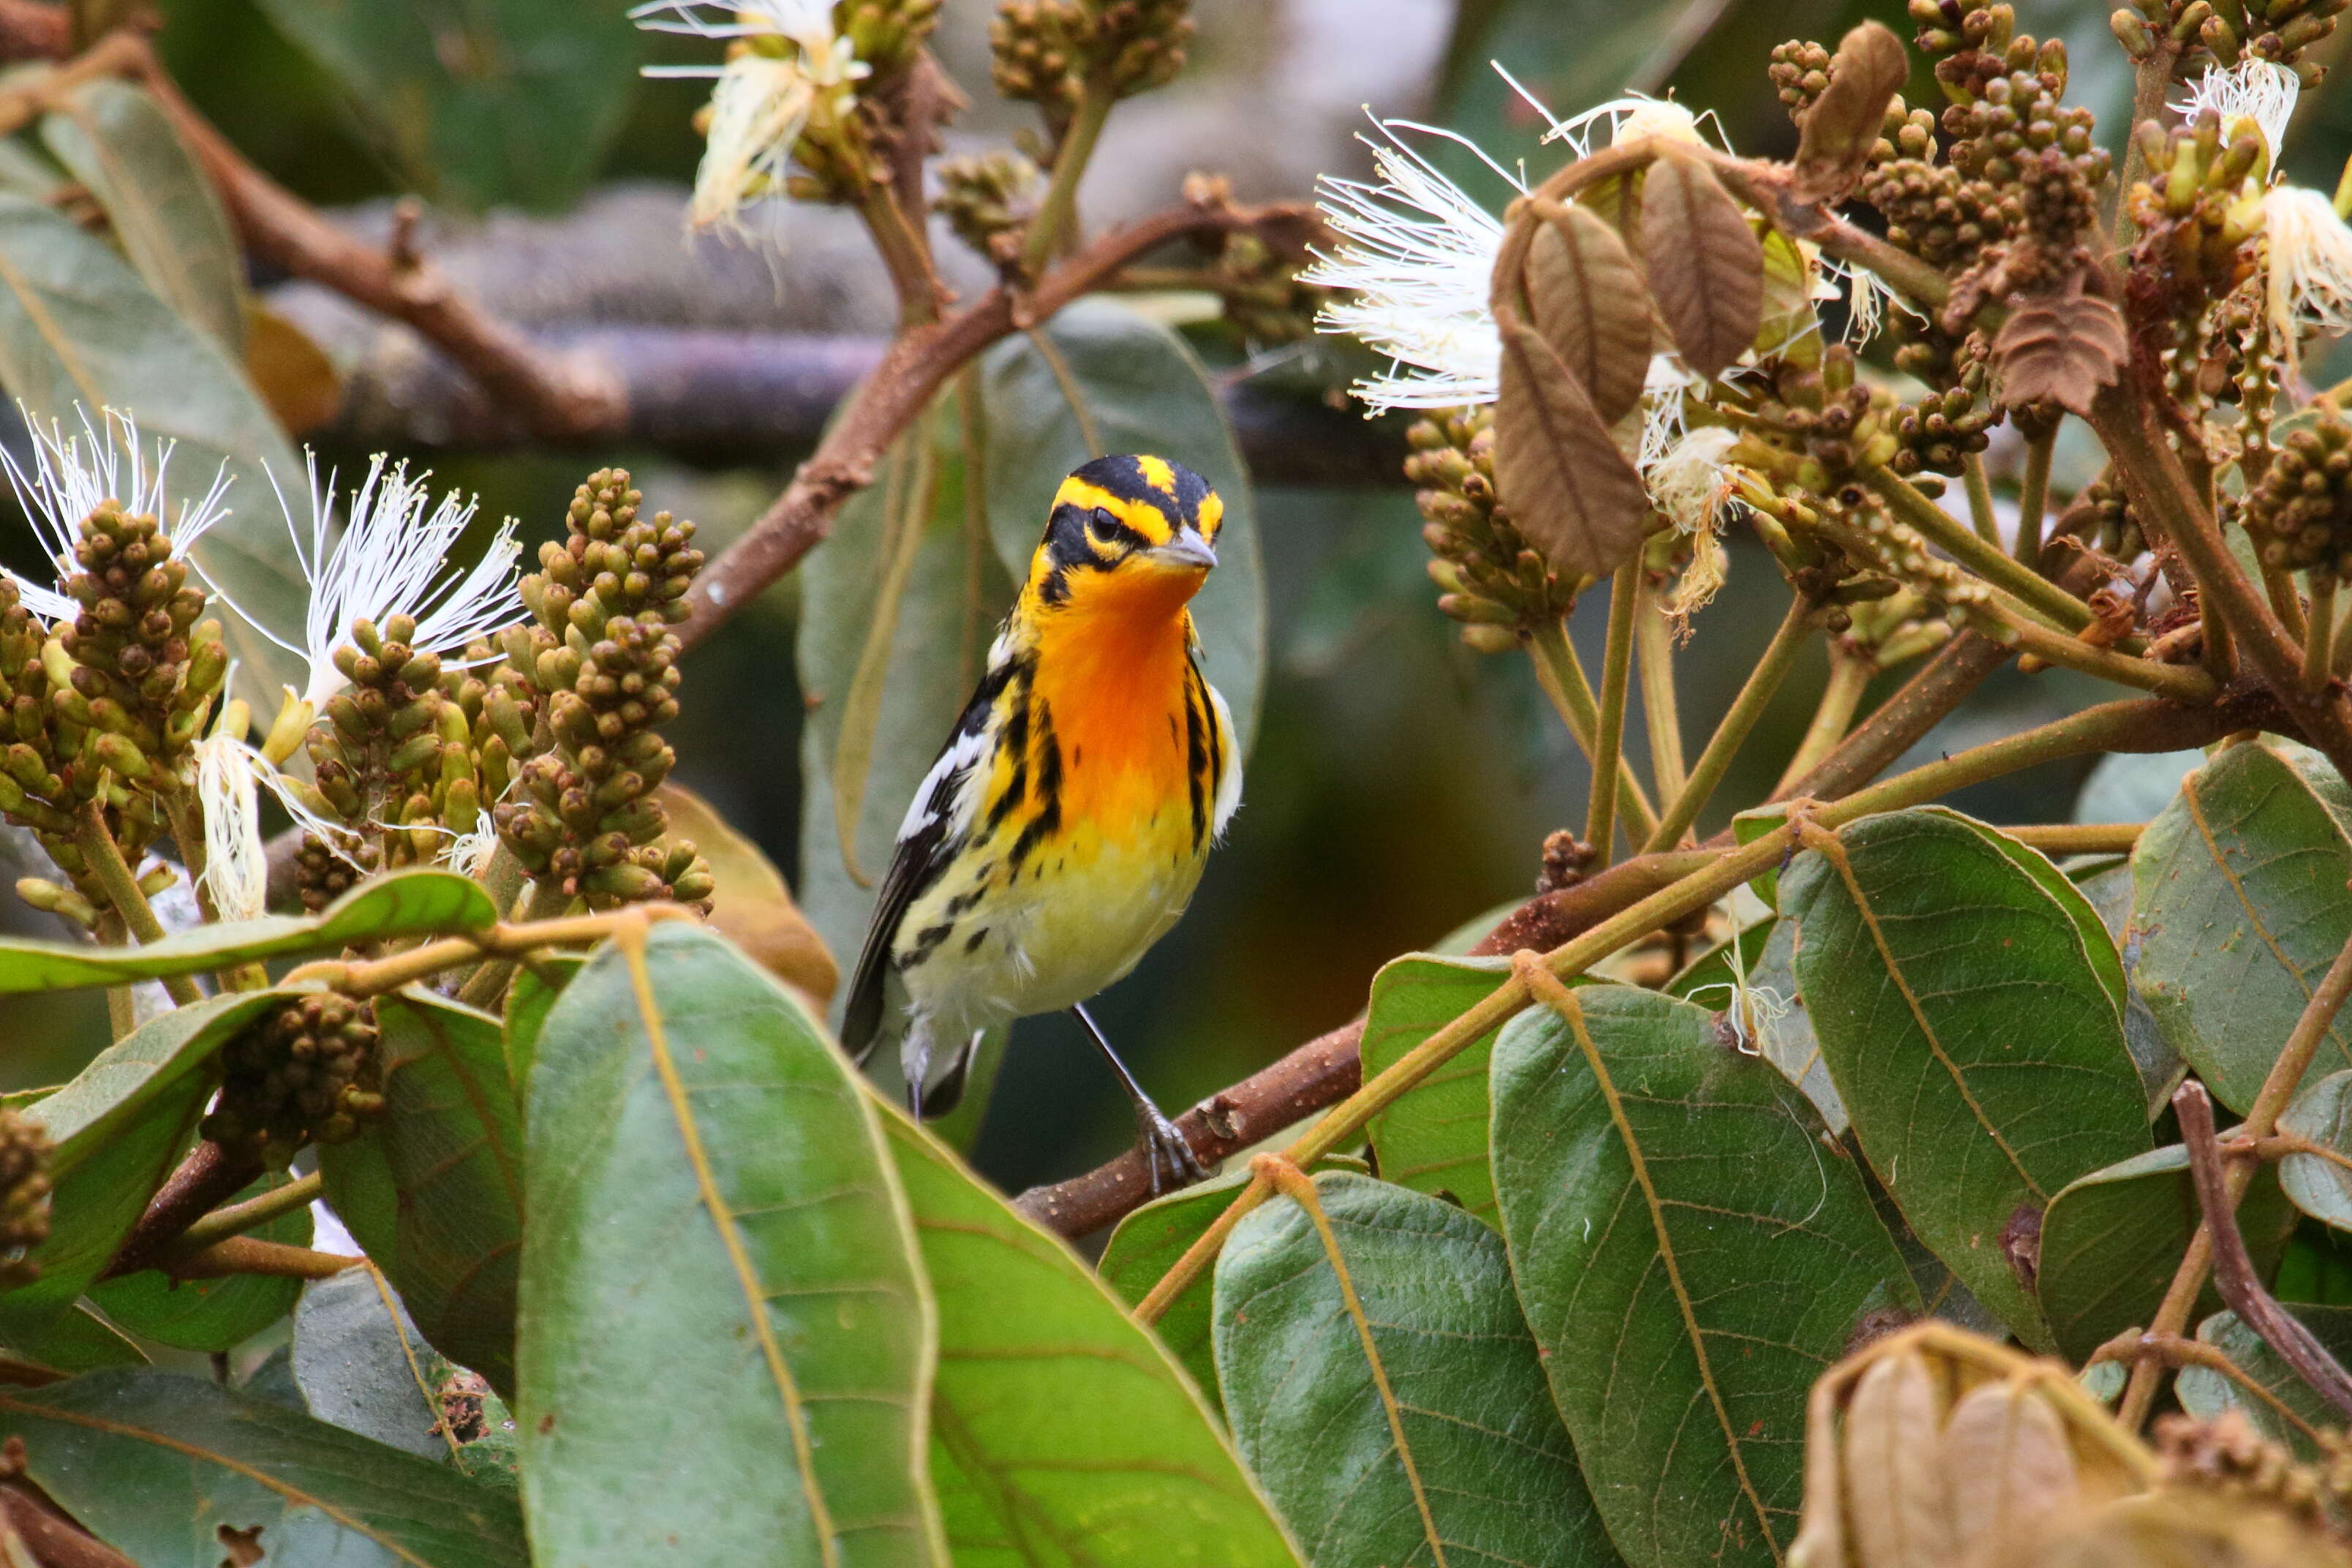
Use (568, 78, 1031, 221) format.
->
(2176, 1079, 2352, 1420)
(102, 1139, 260, 1280)
(676, 192, 1319, 651)
(0, 1, 64, 63)
(0, 1478, 136, 1568)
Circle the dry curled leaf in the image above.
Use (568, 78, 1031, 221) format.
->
(1842, 1352, 1954, 1568)
(1991, 293, 2127, 415)
(1942, 1382, 2079, 1563)
(657, 783, 839, 1009)
(1637, 149, 1764, 380)
(1793, 22, 1910, 205)
(1493, 310, 1651, 582)
(1523, 199, 1654, 423)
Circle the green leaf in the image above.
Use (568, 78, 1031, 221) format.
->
(2278, 1068, 2352, 1229)
(249, 0, 641, 213)
(319, 991, 523, 1397)
(875, 1099, 1302, 1568)
(293, 1263, 454, 1460)
(2176, 1303, 2352, 1458)
(502, 951, 582, 1094)
(978, 296, 1267, 752)
(39, 79, 244, 356)
(87, 1168, 310, 1352)
(1215, 1171, 1618, 1568)
(1490, 985, 1919, 1568)
(1358, 953, 1515, 1225)
(799, 391, 1016, 997)
(2070, 858, 2185, 1115)
(1668, 916, 1847, 1135)
(2073, 747, 2203, 824)
(2132, 742, 2352, 1112)
(0, 1304, 144, 1376)
(1782, 808, 2149, 1344)
(1, 991, 286, 1335)
(2037, 1140, 2297, 1365)
(0, 867, 494, 995)
(0, 1366, 525, 1566)
(0, 191, 304, 699)
(517, 923, 946, 1568)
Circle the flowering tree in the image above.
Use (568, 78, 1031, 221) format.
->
(0, 0, 2351, 1564)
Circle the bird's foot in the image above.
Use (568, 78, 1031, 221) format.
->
(1133, 1104, 1207, 1197)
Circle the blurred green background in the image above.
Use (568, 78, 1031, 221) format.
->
(5, 0, 2350, 1200)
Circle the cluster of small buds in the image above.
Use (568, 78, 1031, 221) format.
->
(2242, 407, 2352, 576)
(1850, 505, 1999, 621)
(2129, 111, 2267, 321)
(838, 0, 943, 78)
(935, 151, 1041, 265)
(492, 470, 715, 911)
(1861, 152, 2005, 274)
(2073, 477, 2145, 560)
(1403, 409, 1578, 652)
(1199, 228, 1324, 344)
(200, 994, 386, 1166)
(298, 614, 482, 911)
(1741, 350, 1904, 494)
(990, 0, 1192, 126)
(2119, 0, 2349, 81)
(1768, 39, 1835, 118)
(2152, 1413, 2342, 1539)
(0, 1110, 50, 1291)
(1830, 582, 1955, 666)
(1888, 374, 1997, 478)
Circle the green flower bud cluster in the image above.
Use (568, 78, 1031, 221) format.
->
(2074, 477, 2144, 560)
(201, 993, 385, 1165)
(840, 0, 944, 78)
(2128, 111, 2267, 337)
(2120, 0, 2350, 81)
(989, 0, 1193, 124)
(54, 502, 226, 779)
(1768, 39, 1835, 119)
(492, 470, 715, 911)
(0, 1109, 51, 1291)
(2243, 408, 2352, 577)
(1404, 408, 1578, 653)
(1743, 350, 1905, 492)
(1833, 584, 1955, 668)
(935, 150, 1041, 264)
(298, 614, 483, 911)
(1888, 367, 1997, 478)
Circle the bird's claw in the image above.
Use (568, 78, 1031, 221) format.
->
(1134, 1106, 1206, 1196)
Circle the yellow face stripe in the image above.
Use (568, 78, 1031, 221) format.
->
(1049, 478, 1177, 546)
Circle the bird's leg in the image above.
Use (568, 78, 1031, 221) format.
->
(1069, 1003, 1205, 1196)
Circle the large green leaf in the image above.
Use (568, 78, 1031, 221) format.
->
(0, 191, 304, 698)
(2070, 858, 2185, 1115)
(1667, 916, 1847, 1134)
(876, 1099, 1301, 1568)
(0, 867, 495, 994)
(320, 991, 523, 1396)
(1782, 808, 2149, 1344)
(250, 0, 640, 212)
(799, 391, 1017, 1006)
(1490, 985, 1918, 1568)
(1, 991, 286, 1335)
(88, 1167, 310, 1352)
(2176, 1304, 2352, 1458)
(517, 923, 946, 1568)
(2133, 742, 2352, 1112)
(2278, 1068, 2352, 1230)
(2037, 1141, 2297, 1365)
(39, 79, 244, 356)
(0, 1367, 524, 1566)
(978, 295, 1267, 752)
(1215, 1172, 1618, 1568)
(1357, 953, 1515, 1225)
(502, 951, 583, 1094)
(294, 1264, 456, 1461)
(0, 1304, 143, 1376)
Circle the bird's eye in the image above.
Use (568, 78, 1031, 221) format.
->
(1086, 511, 1123, 548)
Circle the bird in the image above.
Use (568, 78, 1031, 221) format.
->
(842, 453, 1241, 1193)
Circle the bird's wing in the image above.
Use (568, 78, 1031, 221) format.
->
(840, 663, 1009, 1063)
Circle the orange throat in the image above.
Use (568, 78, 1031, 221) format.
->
(1024, 578, 1202, 829)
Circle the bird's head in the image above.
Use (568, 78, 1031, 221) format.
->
(1025, 454, 1222, 618)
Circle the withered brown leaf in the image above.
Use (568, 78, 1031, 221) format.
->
(1990, 293, 2127, 415)
(1792, 22, 1910, 206)
(1524, 200, 1654, 424)
(1637, 151, 1764, 380)
(1493, 311, 1651, 582)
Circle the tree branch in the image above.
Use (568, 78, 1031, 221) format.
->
(103, 1139, 263, 1279)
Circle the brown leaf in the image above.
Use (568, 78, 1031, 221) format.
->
(1840, 1352, 1956, 1568)
(243, 301, 342, 436)
(1637, 150, 1764, 380)
(657, 783, 840, 1009)
(1493, 311, 1650, 581)
(1942, 1383, 2079, 1565)
(1990, 293, 2127, 415)
(1523, 200, 1653, 423)
(1793, 22, 1910, 205)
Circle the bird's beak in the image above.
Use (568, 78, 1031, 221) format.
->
(1156, 529, 1218, 570)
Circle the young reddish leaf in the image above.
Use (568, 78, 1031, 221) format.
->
(1792, 23, 1910, 204)
(1525, 200, 1654, 423)
(1637, 150, 1763, 379)
(1991, 293, 2126, 415)
(1493, 312, 1650, 581)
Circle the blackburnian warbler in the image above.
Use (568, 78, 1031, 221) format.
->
(843, 453, 1240, 1190)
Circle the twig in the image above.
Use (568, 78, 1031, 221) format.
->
(1644, 589, 1813, 851)
(1525, 618, 1662, 845)
(1774, 642, 1872, 794)
(160, 1237, 358, 1281)
(2016, 423, 2056, 566)
(0, 1475, 135, 1568)
(103, 1139, 262, 1279)
(1769, 630, 2010, 805)
(1861, 467, 2098, 635)
(0, 1, 67, 63)
(169, 1169, 322, 1254)
(1586, 562, 1640, 861)
(2177, 1079, 2352, 1420)
(1636, 589, 1687, 803)
(675, 191, 1319, 651)
(71, 802, 201, 1009)
(1961, 451, 2002, 546)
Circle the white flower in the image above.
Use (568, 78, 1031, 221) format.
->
(1645, 425, 1747, 629)
(194, 703, 363, 919)
(633, 0, 868, 238)
(0, 405, 231, 625)
(2174, 59, 2299, 162)
(1305, 74, 1729, 415)
(1818, 253, 1925, 349)
(2264, 184, 2352, 377)
(206, 453, 524, 710)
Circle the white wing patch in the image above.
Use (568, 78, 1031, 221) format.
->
(1207, 681, 1243, 836)
(897, 722, 991, 844)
